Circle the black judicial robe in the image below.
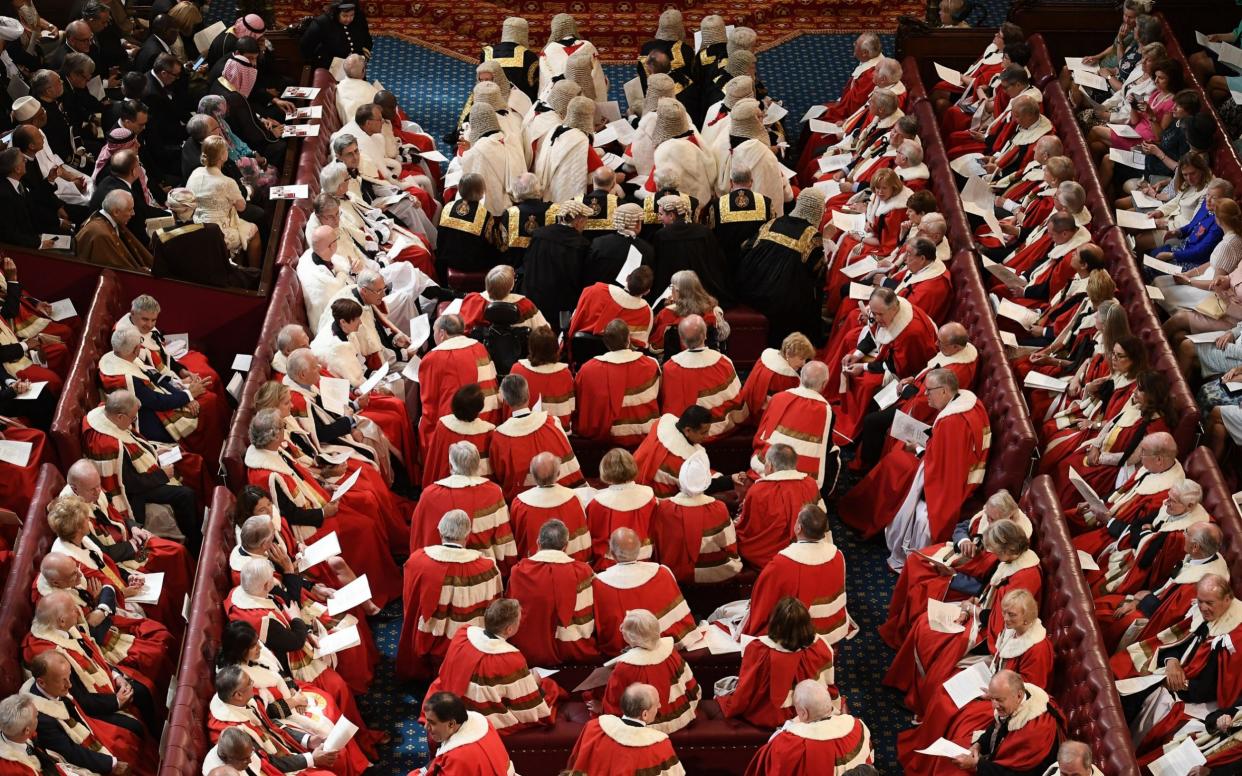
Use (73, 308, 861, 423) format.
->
(735, 215, 826, 347)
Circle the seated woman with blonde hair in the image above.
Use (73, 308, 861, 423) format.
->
(187, 135, 262, 268)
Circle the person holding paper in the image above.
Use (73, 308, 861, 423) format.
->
(589, 609, 699, 734)
(1040, 333, 1146, 460)
(905, 670, 1061, 776)
(658, 315, 746, 441)
(397, 510, 502, 680)
(943, 65, 1040, 160)
(1112, 573, 1242, 753)
(417, 313, 500, 449)
(505, 517, 597, 664)
(581, 202, 652, 291)
(1149, 177, 1232, 272)
(649, 269, 729, 355)
(424, 598, 564, 734)
(573, 319, 661, 447)
(207, 666, 339, 776)
(1128, 148, 1212, 253)
(1164, 202, 1242, 350)
(0, 256, 78, 361)
(651, 453, 740, 584)
(929, 22, 1022, 115)
(747, 362, 838, 489)
(796, 32, 883, 142)
(410, 440, 515, 570)
(568, 264, 655, 352)
(898, 589, 1053, 757)
(742, 503, 852, 646)
(699, 75, 753, 156)
(824, 170, 913, 303)
(566, 683, 685, 776)
(634, 405, 730, 498)
(591, 527, 695, 655)
(718, 596, 842, 728)
(745, 679, 873, 775)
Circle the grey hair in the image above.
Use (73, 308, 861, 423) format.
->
(102, 189, 133, 215)
(792, 679, 833, 720)
(730, 166, 753, 185)
(343, 54, 367, 79)
(876, 57, 902, 82)
(130, 294, 160, 314)
(248, 408, 284, 447)
(898, 139, 923, 165)
(766, 442, 797, 471)
(653, 168, 680, 191)
(286, 349, 318, 378)
(985, 489, 1018, 515)
(331, 133, 358, 158)
(0, 694, 34, 737)
(925, 367, 959, 393)
(186, 114, 213, 142)
(1057, 180, 1087, 211)
(800, 361, 829, 391)
(197, 94, 226, 116)
(239, 515, 275, 550)
(511, 172, 542, 202)
(320, 161, 350, 193)
(537, 519, 569, 551)
(217, 726, 254, 760)
(858, 32, 882, 57)
(1058, 741, 1092, 769)
(438, 509, 471, 543)
(110, 327, 142, 355)
(104, 389, 139, 416)
(275, 324, 306, 354)
(356, 268, 383, 292)
(609, 530, 641, 563)
(871, 89, 899, 114)
(29, 70, 58, 99)
(239, 557, 274, 593)
(620, 609, 661, 651)
(499, 374, 529, 408)
(1209, 178, 1236, 198)
(447, 440, 481, 476)
(214, 664, 247, 701)
(1171, 479, 1204, 506)
(435, 314, 464, 337)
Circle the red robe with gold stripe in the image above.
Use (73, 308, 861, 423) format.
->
(744, 714, 873, 776)
(397, 545, 502, 680)
(744, 539, 852, 646)
(573, 350, 662, 447)
(421, 415, 494, 488)
(506, 550, 598, 665)
(509, 484, 590, 561)
(409, 475, 516, 569)
(509, 360, 575, 432)
(659, 348, 746, 442)
(717, 636, 840, 729)
(418, 336, 501, 449)
(651, 494, 740, 584)
(736, 471, 822, 570)
(738, 348, 801, 422)
(591, 562, 695, 656)
(413, 711, 515, 776)
(586, 483, 657, 571)
(634, 415, 708, 499)
(749, 387, 836, 488)
(601, 637, 699, 734)
(490, 410, 584, 502)
(566, 716, 684, 776)
(566, 283, 655, 349)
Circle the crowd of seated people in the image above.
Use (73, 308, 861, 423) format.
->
(8, 2, 1242, 774)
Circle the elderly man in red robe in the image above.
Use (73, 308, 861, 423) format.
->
(424, 598, 564, 734)
(1095, 522, 1228, 653)
(207, 666, 338, 776)
(398, 509, 503, 680)
(635, 405, 731, 498)
(574, 319, 662, 447)
(1113, 574, 1242, 753)
(841, 368, 991, 572)
(418, 314, 500, 449)
(458, 265, 548, 332)
(659, 315, 747, 441)
(489, 373, 583, 501)
(409, 441, 515, 571)
(506, 518, 598, 665)
(794, 32, 885, 177)
(0, 692, 85, 776)
(743, 504, 853, 646)
(565, 683, 685, 776)
(652, 454, 741, 584)
(736, 444, 825, 571)
(743, 680, 874, 775)
(1067, 431, 1185, 545)
(849, 322, 979, 471)
(748, 361, 838, 490)
(904, 670, 1061, 776)
(826, 288, 939, 427)
(415, 692, 515, 776)
(592, 528, 696, 656)
(567, 266, 656, 349)
(510, 452, 590, 561)
(739, 333, 814, 422)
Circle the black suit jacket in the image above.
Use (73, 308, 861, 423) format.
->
(90, 174, 169, 234)
(19, 157, 62, 233)
(28, 684, 115, 775)
(132, 36, 170, 74)
(142, 72, 187, 141)
(36, 98, 74, 160)
(0, 178, 41, 248)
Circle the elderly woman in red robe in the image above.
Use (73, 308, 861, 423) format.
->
(1039, 334, 1145, 456)
(885, 520, 1042, 711)
(716, 597, 841, 729)
(738, 333, 813, 422)
(587, 448, 658, 570)
(822, 169, 913, 311)
(590, 609, 699, 734)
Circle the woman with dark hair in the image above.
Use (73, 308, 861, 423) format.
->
(421, 384, 495, 488)
(510, 325, 575, 431)
(1040, 332, 1147, 454)
(716, 597, 840, 728)
(216, 620, 387, 763)
(1048, 370, 1172, 504)
(299, 1, 372, 69)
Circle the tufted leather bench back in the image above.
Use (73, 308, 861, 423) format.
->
(1023, 475, 1140, 776)
(278, 206, 310, 267)
(49, 271, 124, 466)
(1028, 34, 1056, 89)
(158, 487, 237, 775)
(1184, 447, 1242, 597)
(0, 465, 65, 697)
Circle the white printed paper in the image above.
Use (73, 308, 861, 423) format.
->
(1116, 209, 1157, 230)
(616, 244, 643, 285)
(298, 531, 341, 571)
(1218, 41, 1242, 73)
(763, 101, 788, 125)
(818, 154, 852, 173)
(128, 572, 164, 605)
(1064, 57, 1100, 74)
(1143, 255, 1182, 275)
(944, 661, 992, 708)
(1109, 147, 1147, 169)
(1077, 550, 1100, 571)
(270, 185, 309, 200)
(408, 313, 432, 352)
(1131, 189, 1164, 209)
(327, 574, 371, 616)
(193, 21, 226, 55)
(1023, 372, 1069, 393)
(443, 297, 464, 317)
(927, 599, 967, 634)
(286, 105, 324, 121)
(231, 354, 253, 371)
(916, 738, 973, 759)
(982, 258, 1023, 289)
(1071, 69, 1108, 90)
(874, 379, 901, 410)
(847, 281, 874, 301)
(157, 447, 182, 468)
(1187, 331, 1223, 344)
(315, 624, 360, 657)
(1000, 330, 1019, 347)
(15, 381, 46, 400)
(284, 124, 320, 138)
(331, 468, 362, 502)
(358, 361, 390, 395)
(402, 356, 421, 383)
(996, 299, 1039, 327)
(1147, 285, 1166, 301)
(1069, 466, 1109, 515)
(323, 715, 358, 753)
(282, 86, 321, 100)
(318, 377, 350, 415)
(831, 210, 865, 232)
(949, 154, 987, 178)
(226, 372, 244, 400)
(891, 409, 931, 447)
(800, 104, 827, 122)
(934, 63, 964, 87)
(1108, 123, 1141, 139)
(841, 256, 880, 279)
(41, 235, 71, 251)
(809, 119, 842, 135)
(47, 299, 76, 321)
(0, 440, 32, 466)
(813, 179, 842, 197)
(1148, 737, 1207, 776)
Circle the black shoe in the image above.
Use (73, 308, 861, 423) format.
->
(369, 600, 403, 622)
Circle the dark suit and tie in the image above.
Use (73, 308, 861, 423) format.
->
(0, 177, 44, 249)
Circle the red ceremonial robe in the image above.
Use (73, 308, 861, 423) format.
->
(633, 414, 707, 498)
(659, 347, 746, 442)
(459, 292, 545, 333)
(573, 350, 662, 447)
(409, 474, 516, 569)
(586, 482, 657, 570)
(591, 561, 695, 656)
(0, 425, 47, 515)
(738, 348, 801, 422)
(489, 409, 584, 501)
(0, 733, 70, 775)
(421, 415, 495, 488)
(418, 336, 500, 449)
(207, 695, 334, 776)
(425, 626, 563, 734)
(22, 677, 150, 776)
(600, 637, 699, 734)
(509, 360, 574, 431)
(823, 296, 938, 414)
(1067, 461, 1185, 546)
(566, 283, 655, 349)
(411, 711, 515, 776)
(878, 343, 981, 448)
(651, 493, 741, 584)
(1089, 501, 1209, 598)
(510, 484, 590, 561)
(744, 539, 852, 645)
(735, 470, 823, 570)
(1094, 554, 1230, 654)
(749, 387, 836, 487)
(397, 544, 502, 680)
(717, 636, 839, 729)
(743, 714, 873, 776)
(565, 716, 684, 776)
(839, 390, 990, 543)
(506, 549, 598, 665)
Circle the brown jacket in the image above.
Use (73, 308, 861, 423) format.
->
(74, 214, 154, 271)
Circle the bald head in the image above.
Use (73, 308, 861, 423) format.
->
(1140, 432, 1178, 473)
(609, 527, 642, 563)
(66, 459, 101, 497)
(310, 224, 337, 258)
(799, 360, 829, 391)
(792, 679, 834, 722)
(40, 552, 78, 588)
(529, 452, 559, 486)
(678, 314, 707, 349)
(938, 322, 969, 354)
(619, 682, 659, 721)
(1187, 522, 1222, 559)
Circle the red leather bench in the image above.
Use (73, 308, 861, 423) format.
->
(1028, 33, 1057, 89)
(48, 270, 123, 466)
(158, 486, 237, 775)
(0, 465, 64, 697)
(277, 206, 309, 267)
(720, 305, 767, 373)
(1023, 474, 1140, 776)
(1183, 446, 1242, 597)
